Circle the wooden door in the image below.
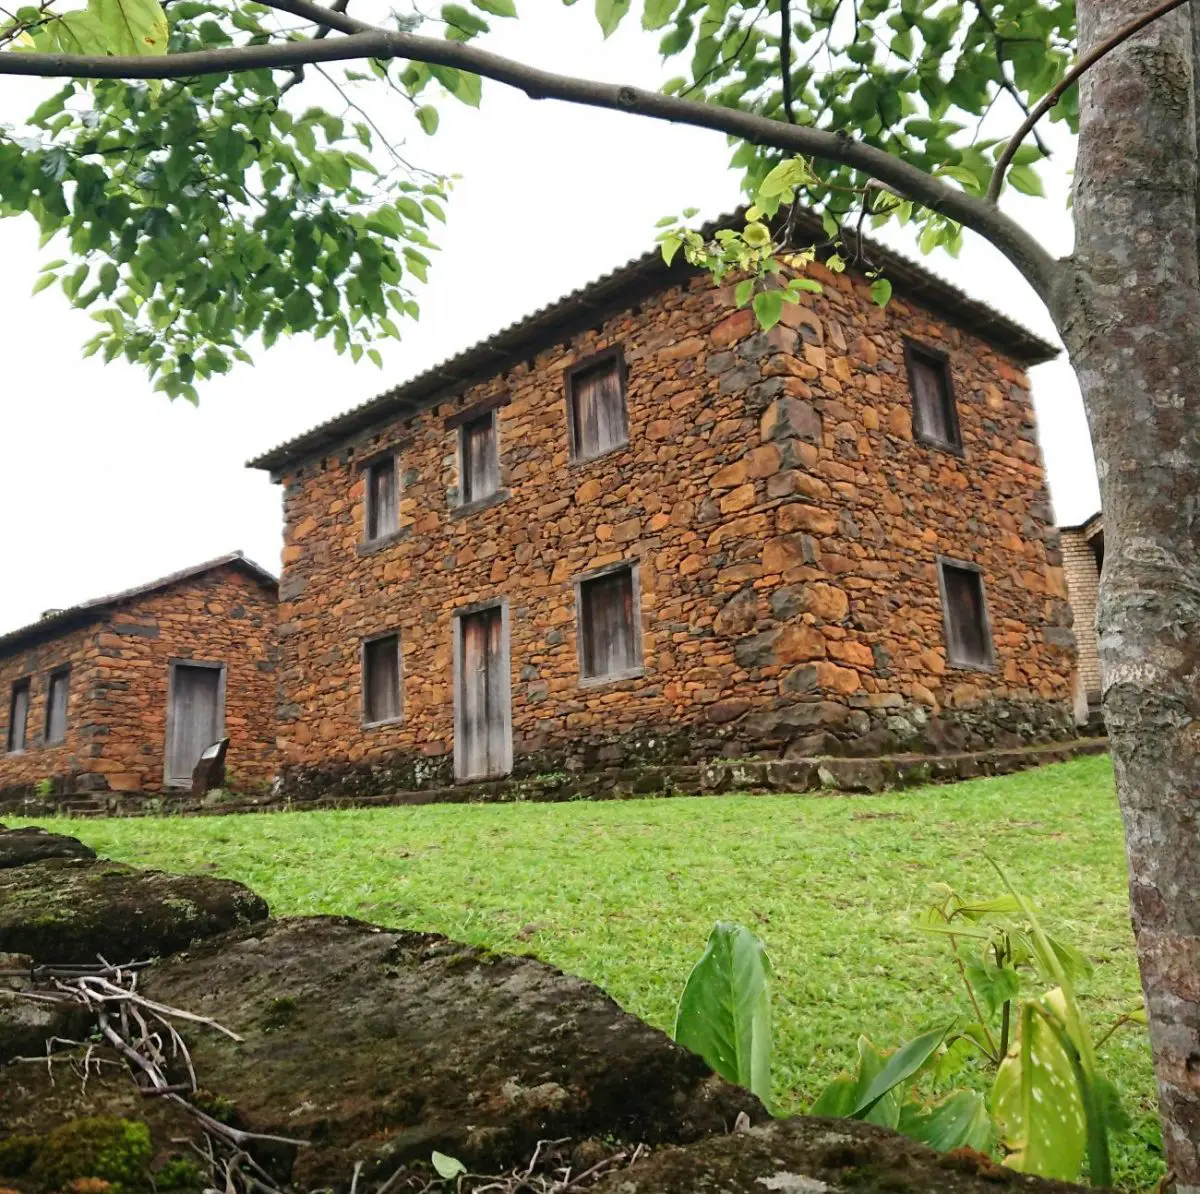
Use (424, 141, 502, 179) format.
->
(166, 664, 223, 785)
(456, 606, 511, 780)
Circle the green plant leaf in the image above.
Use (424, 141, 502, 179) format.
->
(734, 278, 753, 308)
(851, 1026, 950, 1118)
(1008, 164, 1045, 197)
(809, 1074, 857, 1117)
(673, 922, 772, 1103)
(900, 1090, 993, 1153)
(595, 0, 630, 37)
(472, 0, 516, 13)
(991, 993, 1087, 1181)
(90, 0, 168, 55)
(416, 106, 440, 135)
(869, 277, 893, 308)
(751, 288, 783, 331)
(431, 1151, 466, 1180)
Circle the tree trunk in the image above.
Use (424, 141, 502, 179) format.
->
(1063, 3, 1200, 1188)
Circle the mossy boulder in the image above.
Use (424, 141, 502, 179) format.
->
(0, 859, 267, 965)
(28, 1118, 152, 1192)
(588, 1117, 1090, 1194)
(0, 828, 95, 870)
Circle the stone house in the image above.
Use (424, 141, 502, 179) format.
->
(251, 212, 1078, 800)
(1059, 511, 1104, 723)
(0, 553, 278, 808)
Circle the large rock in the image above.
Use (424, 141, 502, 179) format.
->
(0, 857, 268, 964)
(589, 1117, 1087, 1193)
(137, 917, 764, 1187)
(0, 826, 95, 869)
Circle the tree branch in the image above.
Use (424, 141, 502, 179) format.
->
(0, 9, 1061, 298)
(780, 0, 795, 123)
(988, 0, 1192, 202)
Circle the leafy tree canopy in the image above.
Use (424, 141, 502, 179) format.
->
(0, 0, 1080, 401)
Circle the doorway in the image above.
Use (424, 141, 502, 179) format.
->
(454, 603, 512, 781)
(165, 661, 225, 787)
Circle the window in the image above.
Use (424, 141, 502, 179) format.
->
(363, 634, 402, 725)
(938, 561, 994, 669)
(45, 668, 69, 745)
(578, 565, 641, 682)
(460, 413, 499, 505)
(904, 341, 961, 451)
(6, 679, 30, 753)
(566, 351, 628, 461)
(364, 455, 398, 541)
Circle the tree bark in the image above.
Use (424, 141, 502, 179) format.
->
(1063, 2, 1200, 1188)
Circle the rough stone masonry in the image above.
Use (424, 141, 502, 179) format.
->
(256, 239, 1077, 802)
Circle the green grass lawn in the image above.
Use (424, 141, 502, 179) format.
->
(14, 754, 1162, 1188)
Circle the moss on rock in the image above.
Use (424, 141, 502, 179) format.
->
(28, 1118, 151, 1192)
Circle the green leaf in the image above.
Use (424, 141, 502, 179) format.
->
(734, 278, 753, 308)
(659, 234, 683, 266)
(1008, 164, 1045, 197)
(472, 0, 516, 13)
(746, 289, 780, 331)
(870, 277, 893, 307)
(673, 922, 773, 1103)
(431, 1151, 466, 1180)
(89, 0, 169, 55)
(642, 0, 676, 30)
(992, 994, 1087, 1181)
(416, 105, 440, 135)
(900, 1091, 993, 1153)
(851, 1026, 949, 1117)
(32, 272, 57, 295)
(595, 0, 630, 37)
(810, 1074, 857, 1117)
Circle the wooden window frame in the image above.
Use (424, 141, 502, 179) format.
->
(6, 677, 31, 755)
(163, 659, 227, 788)
(360, 450, 400, 544)
(574, 560, 644, 687)
(456, 409, 502, 510)
(361, 631, 404, 728)
(443, 391, 511, 432)
(936, 557, 996, 672)
(564, 346, 630, 464)
(451, 598, 513, 782)
(903, 339, 963, 455)
(44, 666, 70, 746)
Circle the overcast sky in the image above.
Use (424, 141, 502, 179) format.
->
(0, 7, 1097, 634)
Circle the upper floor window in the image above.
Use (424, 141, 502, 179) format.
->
(364, 454, 398, 541)
(363, 633, 402, 725)
(577, 563, 642, 683)
(566, 349, 628, 462)
(7, 678, 30, 753)
(45, 668, 70, 745)
(938, 560, 994, 670)
(904, 341, 962, 452)
(460, 412, 499, 505)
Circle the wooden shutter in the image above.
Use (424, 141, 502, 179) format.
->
(942, 565, 991, 667)
(364, 635, 401, 723)
(166, 665, 222, 783)
(366, 457, 398, 540)
(45, 670, 69, 745)
(7, 681, 29, 753)
(460, 414, 499, 504)
(580, 568, 638, 679)
(570, 356, 628, 460)
(905, 345, 960, 449)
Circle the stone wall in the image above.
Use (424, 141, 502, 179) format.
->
(273, 265, 1075, 799)
(0, 564, 277, 804)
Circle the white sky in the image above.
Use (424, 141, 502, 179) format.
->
(0, 7, 1098, 634)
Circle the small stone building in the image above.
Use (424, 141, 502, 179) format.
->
(1059, 511, 1104, 722)
(251, 212, 1078, 800)
(0, 553, 278, 809)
